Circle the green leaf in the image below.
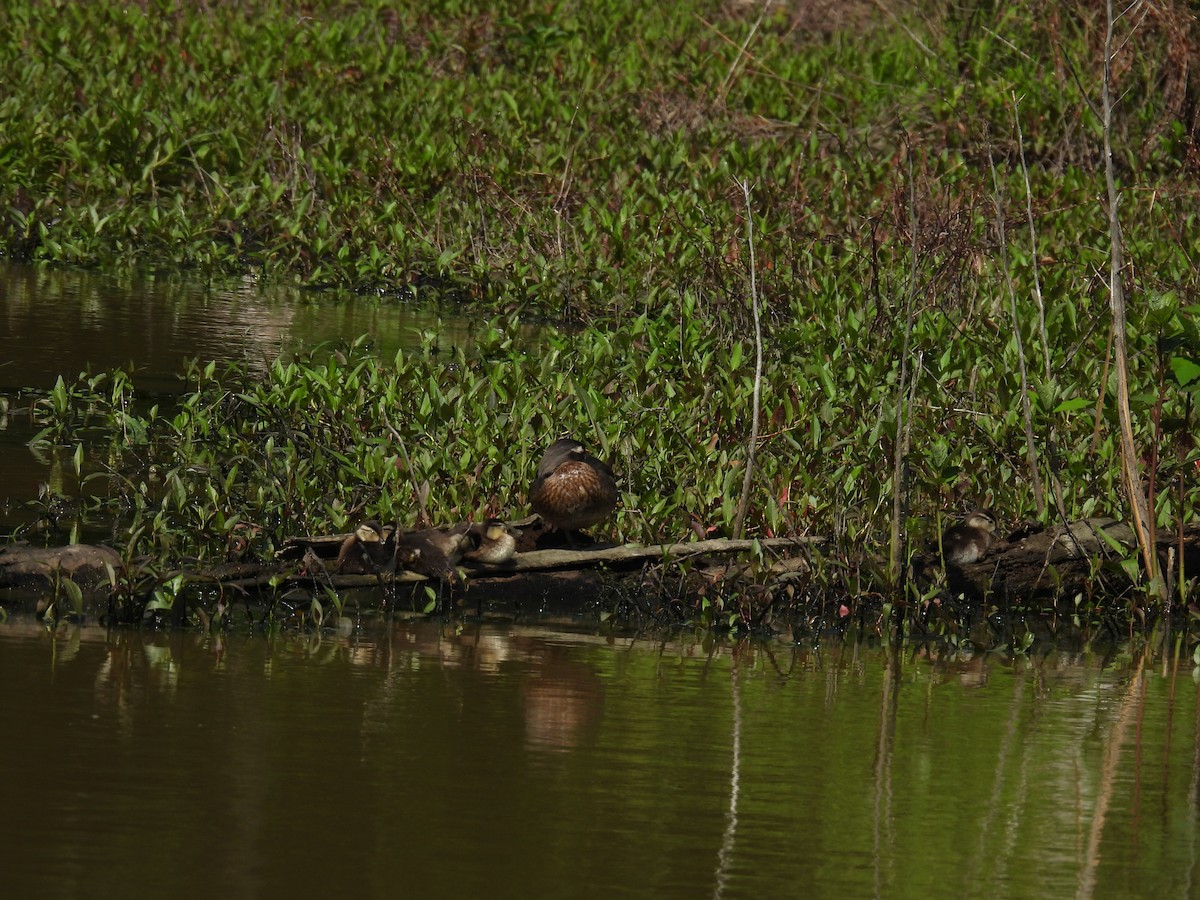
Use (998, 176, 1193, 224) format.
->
(1118, 557, 1141, 584)
(62, 578, 84, 614)
(1053, 397, 1092, 413)
(1170, 356, 1200, 388)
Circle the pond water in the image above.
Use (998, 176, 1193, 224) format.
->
(1, 618, 1197, 899)
(0, 261, 476, 529)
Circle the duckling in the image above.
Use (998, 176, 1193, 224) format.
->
(941, 510, 998, 567)
(395, 527, 472, 582)
(335, 520, 395, 574)
(528, 438, 619, 535)
(459, 518, 518, 566)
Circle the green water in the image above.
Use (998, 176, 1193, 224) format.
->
(1, 618, 1195, 899)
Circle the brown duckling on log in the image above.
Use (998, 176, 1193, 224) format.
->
(941, 510, 998, 567)
(458, 518, 518, 567)
(528, 438, 618, 537)
(335, 520, 396, 574)
(395, 527, 472, 583)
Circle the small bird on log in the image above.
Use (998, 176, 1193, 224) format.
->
(395, 527, 472, 582)
(528, 438, 618, 537)
(458, 518, 518, 566)
(941, 510, 998, 567)
(335, 521, 396, 574)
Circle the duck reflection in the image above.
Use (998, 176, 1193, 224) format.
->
(355, 623, 607, 754)
(522, 656, 605, 753)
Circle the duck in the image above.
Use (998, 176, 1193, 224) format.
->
(335, 520, 395, 574)
(395, 526, 472, 583)
(941, 510, 998, 567)
(458, 518, 518, 566)
(528, 438, 619, 535)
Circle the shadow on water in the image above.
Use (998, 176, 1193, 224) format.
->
(1, 616, 1198, 898)
(0, 261, 483, 526)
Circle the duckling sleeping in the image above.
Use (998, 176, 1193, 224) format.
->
(395, 527, 472, 583)
(459, 518, 518, 566)
(335, 520, 395, 574)
(941, 510, 998, 567)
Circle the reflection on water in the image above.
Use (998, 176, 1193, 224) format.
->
(522, 658, 605, 752)
(1, 618, 1198, 899)
(0, 261, 459, 393)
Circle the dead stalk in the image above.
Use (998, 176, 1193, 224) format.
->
(1014, 92, 1073, 526)
(733, 179, 763, 541)
(889, 145, 917, 589)
(1102, 0, 1163, 598)
(718, 0, 774, 104)
(380, 405, 431, 527)
(1012, 93, 1052, 383)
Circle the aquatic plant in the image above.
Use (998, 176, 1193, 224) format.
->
(3, 0, 1199, 632)
(11, 273, 1195, 632)
(0, 0, 1196, 315)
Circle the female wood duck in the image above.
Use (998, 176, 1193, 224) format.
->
(528, 438, 618, 534)
(459, 518, 518, 566)
(941, 510, 998, 567)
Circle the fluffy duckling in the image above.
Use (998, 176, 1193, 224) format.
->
(395, 527, 472, 582)
(459, 518, 518, 566)
(941, 510, 998, 567)
(528, 438, 618, 534)
(335, 520, 395, 574)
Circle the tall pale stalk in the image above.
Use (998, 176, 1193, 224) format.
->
(1014, 93, 1072, 524)
(988, 136, 1045, 517)
(1102, 0, 1163, 598)
(889, 147, 917, 588)
(733, 179, 763, 541)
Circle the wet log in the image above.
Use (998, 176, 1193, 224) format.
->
(265, 533, 826, 591)
(0, 542, 122, 588)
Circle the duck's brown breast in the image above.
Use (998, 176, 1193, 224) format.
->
(530, 460, 618, 531)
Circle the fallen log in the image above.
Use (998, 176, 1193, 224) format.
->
(4, 520, 1199, 620)
(923, 518, 1200, 604)
(503, 536, 824, 571)
(0, 542, 122, 587)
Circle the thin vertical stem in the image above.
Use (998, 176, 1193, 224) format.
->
(1102, 0, 1162, 597)
(1014, 92, 1068, 525)
(733, 179, 763, 541)
(988, 134, 1045, 517)
(889, 145, 917, 588)
(1012, 92, 1052, 384)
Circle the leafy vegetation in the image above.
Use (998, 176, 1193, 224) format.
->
(3, 1, 1200, 631)
(17, 289, 1200, 634)
(3, 1, 1199, 307)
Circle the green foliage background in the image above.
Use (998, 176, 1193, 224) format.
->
(4, 0, 1200, 609)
